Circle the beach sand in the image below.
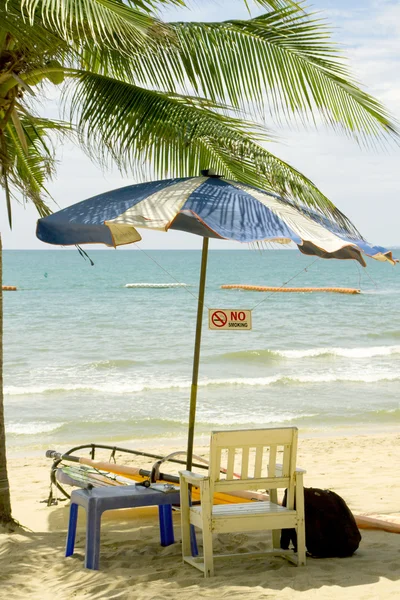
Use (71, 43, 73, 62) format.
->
(1, 432, 400, 599)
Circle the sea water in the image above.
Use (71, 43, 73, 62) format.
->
(3, 248, 400, 456)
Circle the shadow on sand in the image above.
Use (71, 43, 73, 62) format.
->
(1, 504, 399, 600)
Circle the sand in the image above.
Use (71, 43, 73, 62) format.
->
(1, 432, 400, 599)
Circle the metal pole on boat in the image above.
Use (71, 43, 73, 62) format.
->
(186, 236, 209, 471)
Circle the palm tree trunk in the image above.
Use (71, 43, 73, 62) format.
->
(0, 234, 12, 523)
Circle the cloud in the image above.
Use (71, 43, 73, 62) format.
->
(325, 1, 400, 115)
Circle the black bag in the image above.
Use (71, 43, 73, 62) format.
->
(280, 487, 361, 558)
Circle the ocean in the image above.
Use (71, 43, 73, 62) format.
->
(3, 248, 400, 457)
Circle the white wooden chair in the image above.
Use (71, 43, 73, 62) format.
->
(179, 427, 306, 577)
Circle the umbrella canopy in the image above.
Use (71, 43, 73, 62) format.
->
(37, 174, 395, 267)
(36, 173, 396, 470)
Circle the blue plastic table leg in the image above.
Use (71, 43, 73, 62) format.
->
(66, 503, 78, 557)
(158, 505, 174, 546)
(190, 525, 198, 557)
(85, 507, 102, 570)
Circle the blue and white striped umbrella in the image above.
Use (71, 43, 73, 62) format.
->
(36, 174, 395, 267)
(36, 173, 396, 470)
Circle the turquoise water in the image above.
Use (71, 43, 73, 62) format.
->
(3, 248, 400, 456)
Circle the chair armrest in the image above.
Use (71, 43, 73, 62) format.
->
(275, 463, 307, 477)
(179, 470, 208, 487)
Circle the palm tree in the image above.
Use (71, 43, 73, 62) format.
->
(0, 0, 397, 524)
(0, 238, 12, 524)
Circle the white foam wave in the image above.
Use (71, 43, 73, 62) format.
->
(205, 373, 400, 385)
(6, 422, 63, 435)
(278, 345, 400, 359)
(5, 371, 400, 396)
(201, 412, 318, 426)
(5, 377, 288, 396)
(5, 382, 189, 395)
(290, 373, 400, 384)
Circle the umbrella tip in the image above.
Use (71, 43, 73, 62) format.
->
(201, 169, 222, 178)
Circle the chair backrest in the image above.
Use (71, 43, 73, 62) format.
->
(208, 427, 298, 506)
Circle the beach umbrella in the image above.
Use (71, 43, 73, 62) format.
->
(36, 172, 396, 470)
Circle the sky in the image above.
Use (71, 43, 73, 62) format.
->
(1, 0, 400, 250)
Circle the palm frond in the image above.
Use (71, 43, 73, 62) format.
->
(0, 133, 13, 227)
(67, 71, 357, 230)
(19, 0, 166, 55)
(0, 3, 67, 57)
(5, 1, 396, 146)
(146, 6, 397, 143)
(124, 0, 185, 9)
(0, 111, 70, 220)
(244, 0, 303, 10)
(68, 70, 266, 159)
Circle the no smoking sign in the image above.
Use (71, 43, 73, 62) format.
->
(208, 309, 252, 331)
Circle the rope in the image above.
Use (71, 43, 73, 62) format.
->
(363, 266, 379, 290)
(355, 261, 378, 291)
(131, 248, 366, 316)
(76, 245, 94, 266)
(133, 243, 211, 309)
(133, 246, 324, 314)
(356, 264, 362, 290)
(250, 258, 320, 311)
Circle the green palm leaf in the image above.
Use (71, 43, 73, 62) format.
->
(1, 2, 68, 56)
(19, 0, 163, 54)
(1, 111, 71, 223)
(140, 6, 397, 143)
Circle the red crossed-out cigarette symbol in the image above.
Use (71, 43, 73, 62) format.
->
(211, 310, 227, 328)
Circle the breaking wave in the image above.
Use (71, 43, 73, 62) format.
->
(89, 359, 141, 369)
(6, 422, 64, 436)
(218, 345, 400, 362)
(7, 408, 400, 440)
(5, 370, 400, 397)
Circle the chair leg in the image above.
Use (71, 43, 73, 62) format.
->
(201, 523, 214, 578)
(180, 492, 192, 560)
(295, 473, 306, 566)
(198, 480, 214, 577)
(296, 522, 306, 566)
(269, 489, 280, 550)
(158, 505, 174, 546)
(85, 507, 102, 570)
(65, 503, 78, 557)
(272, 529, 281, 550)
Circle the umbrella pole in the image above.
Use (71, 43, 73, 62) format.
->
(186, 237, 209, 471)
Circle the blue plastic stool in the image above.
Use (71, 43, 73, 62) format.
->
(65, 484, 180, 570)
